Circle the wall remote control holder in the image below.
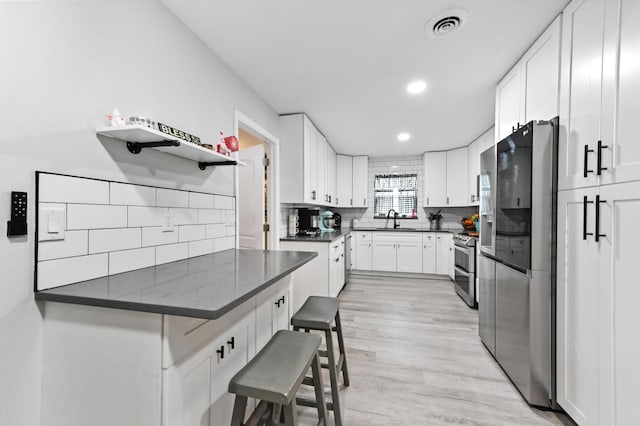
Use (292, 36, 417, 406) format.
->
(7, 191, 27, 236)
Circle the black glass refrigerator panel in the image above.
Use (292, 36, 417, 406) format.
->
(495, 123, 533, 271)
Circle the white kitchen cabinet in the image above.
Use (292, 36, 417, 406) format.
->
(280, 114, 319, 204)
(495, 65, 525, 143)
(336, 155, 353, 207)
(557, 181, 640, 426)
(467, 136, 483, 205)
(255, 286, 291, 352)
(496, 16, 561, 144)
(447, 147, 468, 206)
(484, 127, 496, 150)
(599, 0, 640, 186)
(326, 144, 337, 205)
(164, 313, 252, 426)
(435, 233, 450, 276)
(522, 16, 562, 125)
(329, 237, 345, 296)
(558, 0, 606, 191)
(352, 156, 369, 208)
(423, 151, 447, 207)
(422, 233, 437, 274)
(448, 234, 455, 280)
(354, 232, 372, 270)
(372, 240, 396, 272)
(396, 237, 422, 273)
(316, 132, 327, 205)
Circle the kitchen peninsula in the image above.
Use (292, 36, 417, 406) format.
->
(35, 249, 316, 426)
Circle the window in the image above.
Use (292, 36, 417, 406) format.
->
(374, 174, 417, 218)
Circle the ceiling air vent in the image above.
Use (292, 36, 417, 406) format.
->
(432, 16, 461, 36)
(426, 9, 468, 38)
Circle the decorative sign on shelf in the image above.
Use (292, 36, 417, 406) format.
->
(157, 123, 201, 145)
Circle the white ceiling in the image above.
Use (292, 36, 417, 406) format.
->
(161, 0, 567, 156)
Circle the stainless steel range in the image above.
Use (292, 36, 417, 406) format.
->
(453, 233, 477, 308)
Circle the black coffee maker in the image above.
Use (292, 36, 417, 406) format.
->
(298, 208, 319, 233)
(333, 212, 342, 230)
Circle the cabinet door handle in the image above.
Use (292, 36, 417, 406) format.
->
(336, 197, 338, 205)
(364, 198, 367, 206)
(447, 197, 450, 205)
(350, 198, 352, 206)
(275, 299, 281, 307)
(583, 196, 594, 240)
(216, 346, 225, 360)
(583, 145, 594, 177)
(595, 195, 607, 242)
(517, 197, 520, 207)
(597, 140, 609, 175)
(227, 337, 235, 350)
(280, 296, 285, 304)
(312, 190, 316, 200)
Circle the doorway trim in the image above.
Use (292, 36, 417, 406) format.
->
(234, 110, 280, 250)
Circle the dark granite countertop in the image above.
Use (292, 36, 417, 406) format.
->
(280, 229, 350, 243)
(35, 249, 317, 319)
(350, 227, 459, 233)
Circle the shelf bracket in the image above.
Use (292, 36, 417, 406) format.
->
(198, 160, 238, 170)
(126, 140, 181, 154)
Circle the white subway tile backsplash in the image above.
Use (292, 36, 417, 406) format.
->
(38, 254, 108, 290)
(142, 226, 179, 247)
(38, 230, 88, 261)
(37, 173, 236, 289)
(39, 174, 109, 204)
(226, 211, 236, 224)
(214, 195, 234, 210)
(213, 236, 235, 253)
(89, 228, 141, 254)
(178, 225, 206, 242)
(156, 243, 189, 265)
(67, 205, 127, 230)
(157, 188, 188, 208)
(206, 224, 227, 239)
(128, 206, 166, 227)
(188, 192, 214, 209)
(188, 239, 214, 258)
(109, 247, 155, 275)
(110, 183, 155, 206)
(198, 209, 222, 224)
(172, 208, 198, 225)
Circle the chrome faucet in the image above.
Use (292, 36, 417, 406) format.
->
(387, 209, 400, 229)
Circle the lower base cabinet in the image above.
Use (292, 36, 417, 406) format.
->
(40, 277, 293, 426)
(164, 314, 252, 426)
(354, 232, 372, 270)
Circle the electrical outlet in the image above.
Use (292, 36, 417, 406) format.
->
(162, 209, 174, 232)
(7, 191, 28, 237)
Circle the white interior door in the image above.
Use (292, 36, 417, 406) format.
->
(239, 144, 265, 250)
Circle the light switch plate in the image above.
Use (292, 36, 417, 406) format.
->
(39, 204, 66, 241)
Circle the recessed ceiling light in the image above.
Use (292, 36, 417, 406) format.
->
(407, 80, 427, 94)
(397, 133, 411, 142)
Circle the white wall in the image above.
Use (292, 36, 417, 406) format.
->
(0, 1, 278, 423)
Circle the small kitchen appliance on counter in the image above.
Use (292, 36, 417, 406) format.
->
(318, 210, 335, 232)
(333, 212, 342, 230)
(298, 208, 319, 235)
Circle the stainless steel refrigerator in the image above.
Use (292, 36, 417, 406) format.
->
(478, 118, 558, 409)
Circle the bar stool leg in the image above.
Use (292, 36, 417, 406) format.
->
(311, 352, 329, 425)
(334, 311, 350, 387)
(230, 395, 247, 426)
(283, 398, 298, 426)
(324, 329, 343, 426)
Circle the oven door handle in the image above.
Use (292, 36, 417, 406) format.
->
(454, 266, 470, 276)
(454, 244, 470, 255)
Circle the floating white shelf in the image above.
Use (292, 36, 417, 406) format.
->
(96, 125, 244, 170)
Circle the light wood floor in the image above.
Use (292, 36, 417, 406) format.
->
(296, 273, 574, 426)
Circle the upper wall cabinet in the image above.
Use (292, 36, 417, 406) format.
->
(352, 156, 369, 208)
(279, 113, 367, 208)
(423, 149, 468, 207)
(336, 155, 353, 207)
(495, 16, 562, 143)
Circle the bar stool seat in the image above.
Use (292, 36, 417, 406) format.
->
(290, 296, 339, 330)
(291, 296, 350, 426)
(229, 330, 328, 426)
